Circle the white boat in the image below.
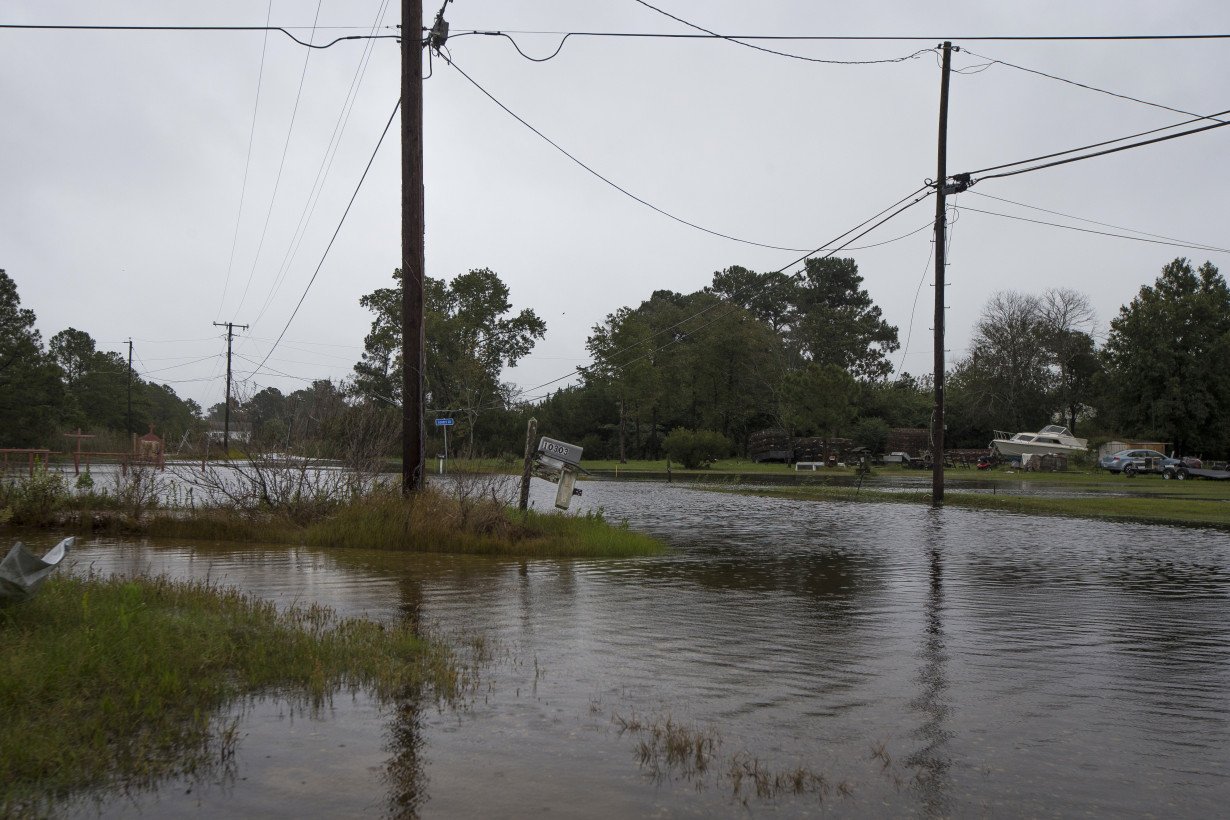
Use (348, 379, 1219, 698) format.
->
(990, 425, 1088, 458)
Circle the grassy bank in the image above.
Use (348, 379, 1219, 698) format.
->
(720, 483, 1230, 529)
(0, 573, 464, 814)
(130, 491, 662, 558)
(1, 468, 665, 558)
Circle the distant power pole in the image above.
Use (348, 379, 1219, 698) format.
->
(402, 0, 427, 495)
(213, 321, 248, 455)
(126, 339, 133, 438)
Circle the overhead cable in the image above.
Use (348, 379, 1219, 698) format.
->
(582, 189, 934, 381)
(593, 187, 933, 373)
(960, 48, 1226, 124)
(448, 28, 1230, 43)
(253, 96, 401, 377)
(11, 23, 1230, 44)
(232, 0, 324, 319)
(967, 190, 1230, 250)
(216, 0, 273, 322)
(0, 23, 400, 50)
(138, 353, 226, 376)
(252, 0, 393, 327)
(448, 56, 822, 253)
(508, 186, 934, 402)
(965, 107, 1230, 178)
(968, 114, 1230, 182)
(629, 0, 934, 65)
(955, 205, 1230, 253)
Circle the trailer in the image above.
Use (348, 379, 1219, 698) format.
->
(1162, 463, 1230, 481)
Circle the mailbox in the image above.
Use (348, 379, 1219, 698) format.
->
(537, 437, 582, 468)
(532, 436, 585, 510)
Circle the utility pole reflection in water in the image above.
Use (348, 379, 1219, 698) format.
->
(383, 574, 427, 814)
(906, 513, 954, 814)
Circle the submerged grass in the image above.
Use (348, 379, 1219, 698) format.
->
(0, 573, 465, 814)
(612, 711, 849, 804)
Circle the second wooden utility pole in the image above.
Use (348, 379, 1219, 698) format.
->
(402, 0, 427, 495)
(931, 41, 954, 507)
(213, 321, 248, 456)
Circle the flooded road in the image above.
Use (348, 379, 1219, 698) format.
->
(49, 479, 1230, 816)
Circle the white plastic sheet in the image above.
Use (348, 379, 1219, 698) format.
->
(0, 536, 73, 602)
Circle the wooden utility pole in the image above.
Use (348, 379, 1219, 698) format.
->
(402, 0, 427, 495)
(519, 417, 537, 511)
(931, 42, 954, 506)
(126, 339, 133, 437)
(213, 321, 248, 456)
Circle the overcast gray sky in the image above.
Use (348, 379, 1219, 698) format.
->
(3, 0, 1229, 414)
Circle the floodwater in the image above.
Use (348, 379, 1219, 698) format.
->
(39, 479, 1230, 817)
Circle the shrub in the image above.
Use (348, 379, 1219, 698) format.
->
(1, 465, 69, 526)
(850, 417, 890, 454)
(662, 428, 730, 469)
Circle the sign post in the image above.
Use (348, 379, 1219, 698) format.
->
(435, 418, 454, 473)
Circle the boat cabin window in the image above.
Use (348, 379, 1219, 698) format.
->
(1016, 435, 1036, 442)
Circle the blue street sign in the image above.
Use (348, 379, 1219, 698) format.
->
(435, 418, 455, 426)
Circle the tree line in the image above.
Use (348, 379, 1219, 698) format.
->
(4, 255, 1227, 463)
(0, 269, 200, 450)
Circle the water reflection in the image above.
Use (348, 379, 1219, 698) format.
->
(906, 512, 954, 816)
(50, 479, 1230, 816)
(384, 689, 427, 819)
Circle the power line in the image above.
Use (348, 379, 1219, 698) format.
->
(252, 0, 393, 328)
(138, 353, 226, 376)
(959, 48, 1227, 125)
(594, 187, 933, 374)
(954, 205, 1230, 254)
(897, 230, 936, 374)
(594, 191, 934, 385)
(253, 96, 401, 377)
(448, 28, 1230, 43)
(447, 56, 822, 253)
(507, 187, 934, 404)
(217, 0, 273, 322)
(232, 354, 319, 383)
(967, 190, 1230, 251)
(965, 107, 1230, 178)
(968, 115, 1230, 183)
(629, 0, 935, 65)
(232, 0, 323, 319)
(14, 23, 1229, 45)
(0, 24, 401, 50)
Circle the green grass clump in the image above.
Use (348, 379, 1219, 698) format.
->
(0, 573, 463, 814)
(303, 489, 663, 557)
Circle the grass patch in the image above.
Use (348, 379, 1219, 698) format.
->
(133, 487, 664, 558)
(721, 483, 1230, 530)
(4, 474, 665, 558)
(0, 572, 465, 815)
(302, 490, 663, 557)
(612, 711, 849, 804)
